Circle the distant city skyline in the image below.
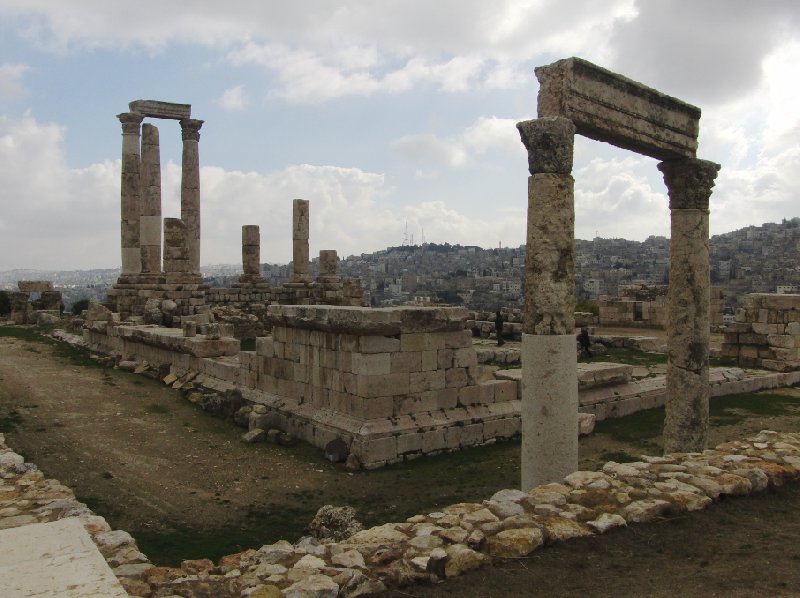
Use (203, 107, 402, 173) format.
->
(0, 1, 798, 270)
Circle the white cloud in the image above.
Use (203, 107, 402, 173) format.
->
(573, 153, 670, 240)
(391, 134, 469, 168)
(216, 85, 249, 111)
(0, 63, 30, 100)
(0, 0, 637, 100)
(392, 116, 526, 168)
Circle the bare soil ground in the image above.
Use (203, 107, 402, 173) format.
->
(2, 326, 800, 596)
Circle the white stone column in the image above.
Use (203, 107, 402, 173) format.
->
(140, 123, 162, 274)
(517, 117, 579, 491)
(659, 158, 720, 453)
(117, 112, 144, 274)
(180, 118, 203, 275)
(291, 198, 311, 283)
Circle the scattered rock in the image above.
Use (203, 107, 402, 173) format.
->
(241, 428, 266, 443)
(309, 505, 364, 542)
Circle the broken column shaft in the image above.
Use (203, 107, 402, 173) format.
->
(292, 198, 311, 283)
(140, 123, 162, 274)
(242, 225, 262, 279)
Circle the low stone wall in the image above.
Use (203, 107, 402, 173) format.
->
(0, 433, 153, 595)
(7, 426, 800, 597)
(598, 298, 667, 329)
(721, 293, 800, 371)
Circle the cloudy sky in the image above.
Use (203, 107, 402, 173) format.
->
(0, 1, 798, 270)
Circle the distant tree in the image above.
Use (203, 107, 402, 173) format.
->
(71, 298, 90, 315)
(0, 291, 10, 316)
(575, 298, 599, 316)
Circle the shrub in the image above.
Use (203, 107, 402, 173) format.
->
(575, 298, 600, 316)
(71, 298, 91, 315)
(0, 291, 10, 316)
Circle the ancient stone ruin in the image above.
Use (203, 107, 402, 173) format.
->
(8, 280, 62, 325)
(517, 57, 720, 487)
(722, 293, 800, 371)
(106, 100, 364, 329)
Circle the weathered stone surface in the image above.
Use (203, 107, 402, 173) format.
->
(535, 57, 700, 160)
(309, 505, 363, 542)
(241, 428, 266, 443)
(586, 512, 627, 533)
(523, 173, 575, 336)
(487, 527, 544, 557)
(517, 117, 576, 174)
(283, 573, 339, 598)
(267, 305, 469, 335)
(129, 99, 191, 119)
(444, 544, 488, 578)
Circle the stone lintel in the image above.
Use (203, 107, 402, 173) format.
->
(129, 99, 191, 120)
(535, 57, 700, 161)
(17, 280, 53, 292)
(267, 305, 469, 335)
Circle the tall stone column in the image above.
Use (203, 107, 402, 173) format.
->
(140, 123, 162, 274)
(242, 225, 261, 278)
(517, 117, 579, 491)
(180, 118, 204, 275)
(291, 199, 311, 283)
(117, 112, 144, 275)
(659, 158, 720, 453)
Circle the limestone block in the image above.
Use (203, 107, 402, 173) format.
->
(458, 385, 481, 406)
(768, 334, 796, 349)
(535, 57, 699, 160)
(392, 351, 422, 373)
(409, 370, 446, 393)
(360, 335, 401, 353)
(351, 353, 391, 375)
(516, 117, 576, 174)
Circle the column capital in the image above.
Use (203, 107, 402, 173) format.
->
(117, 112, 144, 135)
(658, 158, 720, 210)
(517, 117, 576, 175)
(180, 118, 204, 142)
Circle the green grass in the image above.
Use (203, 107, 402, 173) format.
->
(580, 347, 667, 367)
(710, 392, 800, 425)
(593, 391, 800, 448)
(0, 326, 99, 368)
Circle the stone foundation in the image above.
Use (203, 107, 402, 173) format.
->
(84, 306, 520, 468)
(721, 293, 800, 371)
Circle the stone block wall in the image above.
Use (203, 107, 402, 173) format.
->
(83, 305, 521, 468)
(721, 293, 800, 371)
(597, 298, 667, 329)
(258, 305, 519, 466)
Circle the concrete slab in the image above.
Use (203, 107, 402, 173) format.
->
(0, 518, 127, 597)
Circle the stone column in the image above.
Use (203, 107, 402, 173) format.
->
(242, 225, 261, 278)
(140, 123, 162, 274)
(117, 112, 144, 274)
(318, 250, 338, 279)
(517, 117, 579, 491)
(658, 158, 720, 453)
(163, 218, 189, 276)
(180, 118, 204, 275)
(292, 199, 311, 283)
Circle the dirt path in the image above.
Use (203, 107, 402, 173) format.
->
(2, 328, 800, 591)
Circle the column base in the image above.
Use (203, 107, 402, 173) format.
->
(521, 333, 579, 491)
